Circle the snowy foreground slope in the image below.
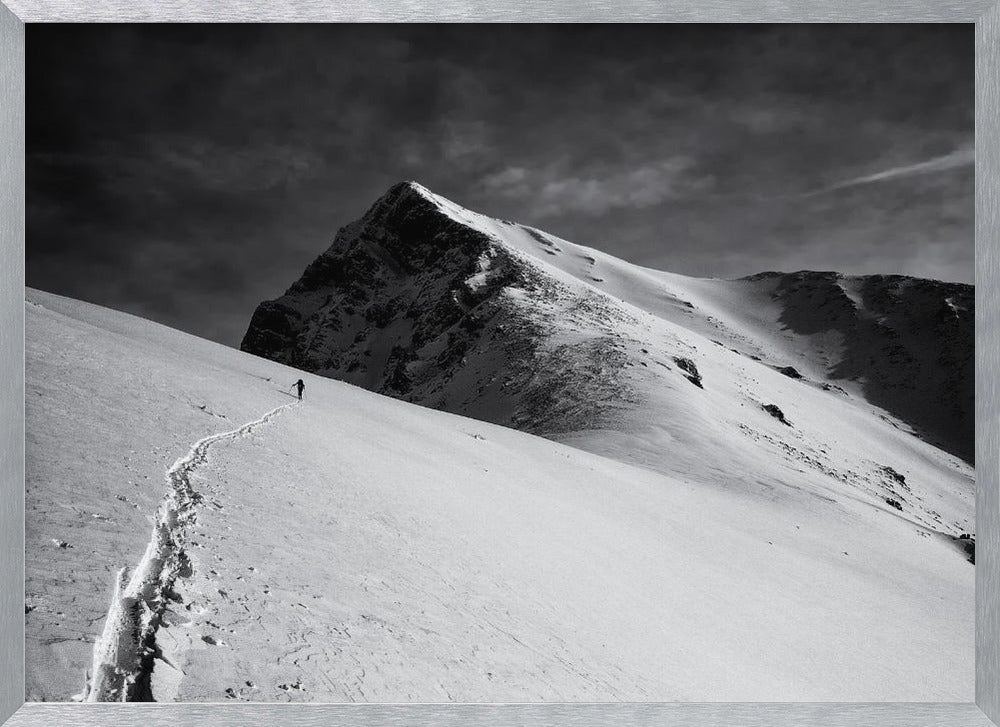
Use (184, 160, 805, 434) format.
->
(27, 288, 973, 702)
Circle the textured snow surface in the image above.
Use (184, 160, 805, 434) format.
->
(26, 287, 973, 702)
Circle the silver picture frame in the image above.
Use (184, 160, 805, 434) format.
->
(1, 3, 997, 726)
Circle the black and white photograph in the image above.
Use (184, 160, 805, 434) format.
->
(23, 23, 975, 703)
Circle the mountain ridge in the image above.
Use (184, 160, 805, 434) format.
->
(242, 181, 973, 467)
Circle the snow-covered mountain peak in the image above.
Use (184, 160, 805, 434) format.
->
(394, 179, 445, 203)
(357, 182, 577, 265)
(358, 180, 491, 239)
(364, 179, 443, 215)
(242, 183, 973, 507)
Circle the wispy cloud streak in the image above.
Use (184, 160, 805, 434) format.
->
(796, 147, 974, 198)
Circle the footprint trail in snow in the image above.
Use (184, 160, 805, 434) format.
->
(83, 401, 295, 702)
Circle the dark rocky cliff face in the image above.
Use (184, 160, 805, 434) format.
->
(241, 181, 637, 436)
(243, 181, 532, 377)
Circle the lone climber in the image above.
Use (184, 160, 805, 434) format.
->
(293, 379, 305, 400)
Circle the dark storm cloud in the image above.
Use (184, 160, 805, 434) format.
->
(27, 24, 973, 346)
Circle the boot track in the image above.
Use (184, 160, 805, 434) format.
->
(84, 402, 294, 702)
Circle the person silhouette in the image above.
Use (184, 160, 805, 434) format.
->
(294, 379, 305, 400)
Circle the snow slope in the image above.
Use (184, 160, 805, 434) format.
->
(26, 288, 973, 702)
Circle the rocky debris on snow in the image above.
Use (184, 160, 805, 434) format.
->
(672, 357, 703, 389)
(762, 404, 790, 426)
(777, 366, 803, 379)
(885, 497, 903, 511)
(958, 533, 976, 564)
(880, 465, 909, 489)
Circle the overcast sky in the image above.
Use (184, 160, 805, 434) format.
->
(27, 24, 974, 347)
